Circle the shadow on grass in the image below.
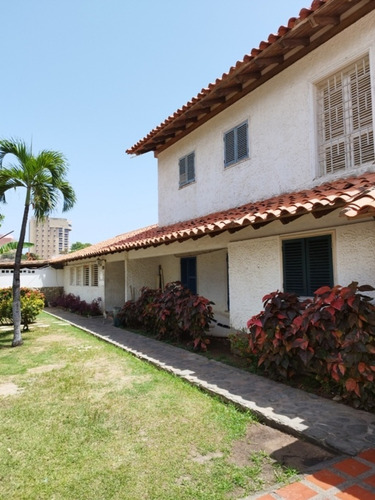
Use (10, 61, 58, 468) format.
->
(0, 327, 15, 348)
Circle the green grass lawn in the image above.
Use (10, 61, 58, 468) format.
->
(0, 312, 294, 500)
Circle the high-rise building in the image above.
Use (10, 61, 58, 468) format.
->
(29, 218, 72, 259)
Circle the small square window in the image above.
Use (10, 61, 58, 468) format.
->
(179, 152, 195, 187)
(224, 121, 249, 167)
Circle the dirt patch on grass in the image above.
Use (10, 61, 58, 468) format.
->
(0, 382, 22, 397)
(28, 363, 66, 374)
(36, 333, 79, 344)
(230, 422, 337, 473)
(83, 357, 153, 393)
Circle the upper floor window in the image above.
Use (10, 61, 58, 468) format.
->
(179, 152, 195, 187)
(317, 55, 374, 176)
(224, 121, 249, 167)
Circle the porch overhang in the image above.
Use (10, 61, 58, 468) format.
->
(50, 172, 375, 265)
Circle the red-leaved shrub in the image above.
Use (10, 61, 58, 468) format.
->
(117, 282, 214, 351)
(246, 282, 375, 410)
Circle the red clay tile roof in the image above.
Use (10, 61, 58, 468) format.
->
(51, 173, 375, 264)
(127, 0, 375, 156)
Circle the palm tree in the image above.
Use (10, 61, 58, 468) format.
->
(0, 241, 34, 254)
(0, 138, 76, 346)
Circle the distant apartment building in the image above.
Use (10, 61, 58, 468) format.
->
(29, 218, 72, 259)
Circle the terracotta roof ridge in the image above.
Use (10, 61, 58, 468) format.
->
(127, 0, 346, 155)
(51, 172, 375, 264)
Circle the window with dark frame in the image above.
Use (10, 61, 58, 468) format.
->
(282, 235, 333, 296)
(224, 121, 249, 167)
(179, 152, 195, 187)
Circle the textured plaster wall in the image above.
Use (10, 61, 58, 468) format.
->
(198, 250, 228, 312)
(157, 11, 375, 226)
(229, 237, 281, 329)
(126, 257, 160, 301)
(0, 267, 63, 289)
(336, 222, 375, 296)
(228, 220, 375, 329)
(63, 261, 105, 305)
(105, 261, 125, 311)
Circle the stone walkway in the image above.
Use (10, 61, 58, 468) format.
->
(46, 308, 375, 499)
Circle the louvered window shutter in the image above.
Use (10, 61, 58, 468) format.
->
(283, 235, 333, 296)
(306, 236, 333, 295)
(283, 239, 306, 295)
(179, 152, 195, 186)
(179, 157, 187, 185)
(224, 129, 235, 166)
(317, 55, 374, 175)
(350, 58, 374, 167)
(237, 122, 248, 160)
(224, 121, 248, 167)
(187, 152, 195, 182)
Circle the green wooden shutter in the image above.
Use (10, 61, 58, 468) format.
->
(224, 129, 235, 166)
(237, 122, 248, 160)
(283, 235, 333, 296)
(187, 152, 195, 182)
(283, 239, 306, 295)
(179, 157, 187, 186)
(306, 235, 333, 295)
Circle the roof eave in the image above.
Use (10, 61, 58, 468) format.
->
(127, 0, 375, 157)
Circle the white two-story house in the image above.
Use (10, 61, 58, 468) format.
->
(51, 0, 375, 332)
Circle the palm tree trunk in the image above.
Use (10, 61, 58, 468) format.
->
(12, 198, 30, 347)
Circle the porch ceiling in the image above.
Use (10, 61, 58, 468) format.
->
(50, 172, 375, 264)
(126, 0, 375, 157)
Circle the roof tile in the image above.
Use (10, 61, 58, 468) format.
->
(51, 173, 375, 264)
(127, 0, 374, 156)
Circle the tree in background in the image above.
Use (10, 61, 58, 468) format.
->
(0, 138, 76, 346)
(70, 241, 92, 252)
(0, 241, 34, 260)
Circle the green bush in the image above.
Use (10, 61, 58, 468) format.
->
(0, 287, 45, 330)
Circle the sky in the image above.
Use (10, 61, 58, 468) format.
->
(0, 0, 305, 246)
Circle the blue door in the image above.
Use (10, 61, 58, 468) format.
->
(180, 257, 197, 294)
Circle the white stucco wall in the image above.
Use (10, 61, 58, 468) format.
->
(0, 267, 63, 288)
(335, 221, 375, 293)
(198, 249, 228, 312)
(157, 11, 375, 226)
(228, 220, 375, 330)
(126, 257, 161, 301)
(229, 236, 282, 329)
(63, 261, 105, 304)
